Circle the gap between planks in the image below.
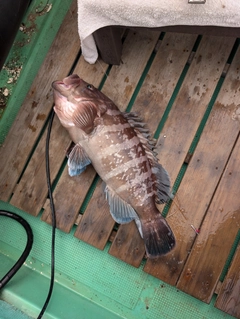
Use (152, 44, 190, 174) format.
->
(109, 32, 198, 266)
(0, 1, 79, 203)
(144, 36, 240, 303)
(215, 243, 240, 318)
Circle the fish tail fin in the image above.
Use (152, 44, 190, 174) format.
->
(141, 215, 175, 258)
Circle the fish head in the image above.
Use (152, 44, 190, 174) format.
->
(52, 74, 108, 133)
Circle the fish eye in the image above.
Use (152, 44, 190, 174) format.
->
(87, 84, 92, 90)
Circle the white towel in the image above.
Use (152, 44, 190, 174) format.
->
(77, 0, 240, 64)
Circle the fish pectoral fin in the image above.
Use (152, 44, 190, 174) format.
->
(104, 185, 139, 224)
(67, 143, 91, 176)
(72, 101, 98, 134)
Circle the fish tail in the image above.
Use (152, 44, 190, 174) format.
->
(141, 215, 175, 258)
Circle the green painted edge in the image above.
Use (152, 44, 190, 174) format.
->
(0, 0, 74, 145)
(0, 201, 235, 319)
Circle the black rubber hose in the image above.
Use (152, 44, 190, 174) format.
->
(0, 109, 56, 318)
(0, 210, 33, 289)
(37, 108, 56, 319)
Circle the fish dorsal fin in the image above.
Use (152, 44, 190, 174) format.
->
(104, 184, 143, 237)
(152, 163, 174, 204)
(123, 112, 156, 150)
(123, 111, 173, 203)
(67, 143, 91, 176)
(72, 102, 98, 134)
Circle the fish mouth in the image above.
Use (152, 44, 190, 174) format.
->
(52, 80, 64, 90)
(51, 80, 73, 99)
(63, 74, 81, 85)
(52, 74, 81, 91)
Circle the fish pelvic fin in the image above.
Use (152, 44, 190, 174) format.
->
(123, 111, 173, 203)
(67, 143, 91, 176)
(141, 214, 175, 258)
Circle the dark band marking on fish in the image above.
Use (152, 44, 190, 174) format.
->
(104, 153, 148, 181)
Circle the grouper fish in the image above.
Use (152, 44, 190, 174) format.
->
(52, 74, 175, 258)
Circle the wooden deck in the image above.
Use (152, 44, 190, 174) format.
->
(0, 2, 240, 318)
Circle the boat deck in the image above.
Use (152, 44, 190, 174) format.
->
(0, 1, 239, 318)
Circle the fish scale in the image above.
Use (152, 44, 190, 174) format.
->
(52, 74, 176, 258)
(88, 118, 151, 206)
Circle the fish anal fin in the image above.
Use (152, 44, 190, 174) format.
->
(67, 143, 91, 176)
(104, 185, 142, 234)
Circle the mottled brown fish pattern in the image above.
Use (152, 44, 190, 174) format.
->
(52, 74, 175, 258)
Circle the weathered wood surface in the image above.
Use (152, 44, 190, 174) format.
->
(74, 178, 116, 250)
(10, 114, 70, 215)
(102, 29, 161, 110)
(75, 30, 161, 253)
(143, 35, 236, 281)
(175, 45, 240, 300)
(176, 133, 240, 303)
(1, 12, 239, 315)
(176, 45, 240, 300)
(41, 55, 109, 230)
(109, 32, 198, 266)
(42, 165, 96, 232)
(215, 244, 240, 318)
(0, 1, 79, 203)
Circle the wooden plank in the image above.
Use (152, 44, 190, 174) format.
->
(102, 29, 161, 111)
(108, 221, 146, 267)
(109, 33, 198, 266)
(143, 35, 236, 280)
(155, 36, 235, 183)
(174, 49, 240, 298)
(74, 29, 161, 251)
(41, 28, 130, 232)
(174, 45, 240, 298)
(215, 244, 240, 318)
(42, 165, 96, 232)
(10, 115, 70, 215)
(175, 135, 240, 303)
(131, 33, 198, 129)
(74, 179, 116, 250)
(0, 1, 79, 202)
(41, 56, 109, 230)
(11, 53, 109, 216)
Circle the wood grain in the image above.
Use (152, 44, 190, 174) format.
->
(215, 244, 240, 318)
(174, 46, 240, 299)
(176, 134, 240, 302)
(74, 29, 161, 252)
(10, 22, 109, 216)
(74, 179, 115, 250)
(10, 115, 70, 215)
(109, 222, 146, 267)
(0, 1, 79, 202)
(41, 55, 109, 227)
(102, 29, 160, 111)
(109, 32, 198, 267)
(42, 165, 96, 232)
(144, 35, 236, 281)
